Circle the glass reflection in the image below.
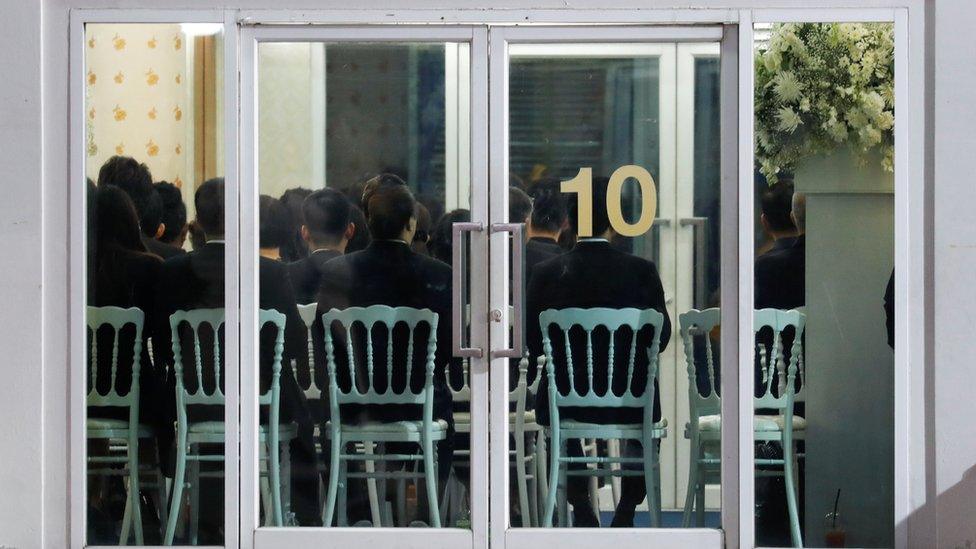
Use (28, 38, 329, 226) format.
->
(84, 23, 225, 545)
(753, 22, 895, 548)
(256, 42, 471, 528)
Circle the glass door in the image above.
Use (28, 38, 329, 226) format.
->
(488, 25, 730, 548)
(239, 25, 489, 549)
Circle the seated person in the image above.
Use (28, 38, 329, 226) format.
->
(155, 181, 188, 249)
(754, 180, 803, 310)
(288, 188, 355, 304)
(279, 187, 313, 263)
(316, 184, 456, 522)
(152, 178, 320, 528)
(525, 177, 568, 275)
(258, 194, 291, 261)
(97, 155, 184, 259)
(526, 175, 671, 527)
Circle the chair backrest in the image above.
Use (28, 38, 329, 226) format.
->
(754, 308, 805, 411)
(87, 306, 145, 416)
(170, 308, 227, 408)
(539, 307, 664, 421)
(678, 308, 722, 421)
(321, 305, 439, 417)
(170, 307, 287, 411)
(296, 302, 321, 399)
(679, 308, 806, 420)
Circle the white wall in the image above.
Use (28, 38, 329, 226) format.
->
(0, 1, 968, 547)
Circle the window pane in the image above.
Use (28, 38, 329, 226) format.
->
(85, 23, 225, 545)
(752, 22, 895, 547)
(255, 41, 472, 528)
(510, 42, 723, 529)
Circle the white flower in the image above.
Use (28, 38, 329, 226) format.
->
(773, 71, 804, 103)
(775, 107, 803, 133)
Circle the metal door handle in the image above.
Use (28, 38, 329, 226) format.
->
(452, 222, 483, 358)
(490, 223, 525, 359)
(680, 217, 708, 308)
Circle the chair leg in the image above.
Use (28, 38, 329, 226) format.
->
(164, 430, 188, 545)
(337, 453, 348, 527)
(525, 433, 538, 527)
(695, 470, 705, 527)
(682, 440, 699, 528)
(654, 446, 663, 527)
(322, 434, 341, 527)
(585, 439, 600, 524)
(536, 433, 548, 525)
(269, 436, 283, 527)
(189, 449, 200, 546)
(642, 438, 660, 528)
(543, 431, 560, 527)
(783, 442, 803, 548)
(423, 435, 442, 527)
(156, 467, 169, 539)
(557, 438, 569, 527)
(514, 429, 530, 527)
(282, 439, 292, 524)
(364, 441, 382, 526)
(120, 477, 133, 545)
(608, 439, 622, 509)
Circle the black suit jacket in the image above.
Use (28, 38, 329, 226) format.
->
(143, 235, 186, 260)
(88, 249, 164, 425)
(152, 242, 311, 426)
(316, 240, 455, 425)
(289, 249, 342, 305)
(754, 235, 805, 309)
(525, 236, 562, 283)
(526, 239, 671, 426)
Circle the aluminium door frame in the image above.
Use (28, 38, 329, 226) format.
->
(238, 23, 490, 549)
(487, 24, 730, 549)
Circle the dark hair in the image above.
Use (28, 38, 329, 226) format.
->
(195, 177, 225, 237)
(345, 205, 371, 253)
(429, 209, 471, 264)
(97, 155, 161, 237)
(413, 202, 432, 243)
(509, 186, 533, 224)
(279, 187, 313, 262)
(155, 181, 187, 244)
(568, 175, 612, 237)
(366, 184, 416, 240)
(259, 195, 291, 250)
(187, 220, 207, 251)
(303, 188, 352, 246)
(528, 177, 567, 233)
(361, 173, 407, 217)
(95, 185, 149, 255)
(760, 180, 797, 232)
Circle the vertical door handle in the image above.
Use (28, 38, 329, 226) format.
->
(679, 216, 708, 309)
(490, 223, 525, 359)
(452, 222, 484, 358)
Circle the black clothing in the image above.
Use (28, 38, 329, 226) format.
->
(885, 269, 895, 349)
(88, 249, 165, 431)
(289, 249, 342, 305)
(525, 236, 562, 282)
(315, 240, 455, 427)
(754, 235, 805, 309)
(143, 235, 185, 260)
(526, 239, 671, 426)
(152, 242, 319, 524)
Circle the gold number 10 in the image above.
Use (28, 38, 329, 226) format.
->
(561, 165, 658, 238)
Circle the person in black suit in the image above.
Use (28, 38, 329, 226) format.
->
(155, 181, 188, 249)
(87, 185, 167, 541)
(97, 156, 185, 260)
(754, 181, 803, 310)
(258, 194, 292, 261)
(526, 176, 671, 527)
(288, 189, 355, 305)
(279, 187, 313, 263)
(525, 177, 567, 284)
(316, 183, 456, 524)
(152, 179, 320, 532)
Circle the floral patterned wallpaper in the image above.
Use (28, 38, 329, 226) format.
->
(85, 24, 190, 187)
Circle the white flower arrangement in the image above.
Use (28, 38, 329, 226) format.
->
(755, 23, 895, 183)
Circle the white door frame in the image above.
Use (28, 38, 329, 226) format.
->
(487, 24, 728, 549)
(62, 5, 926, 549)
(239, 24, 490, 549)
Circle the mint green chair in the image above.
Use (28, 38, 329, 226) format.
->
(679, 308, 804, 547)
(87, 305, 160, 545)
(539, 307, 667, 528)
(163, 309, 295, 544)
(321, 305, 446, 528)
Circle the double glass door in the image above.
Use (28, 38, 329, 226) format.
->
(242, 23, 730, 549)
